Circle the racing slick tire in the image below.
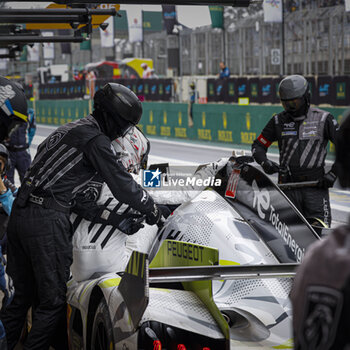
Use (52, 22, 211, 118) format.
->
(91, 298, 115, 350)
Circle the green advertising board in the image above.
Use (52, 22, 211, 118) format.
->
(32, 100, 347, 156)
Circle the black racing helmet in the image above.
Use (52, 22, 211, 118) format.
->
(0, 76, 28, 141)
(278, 75, 310, 119)
(94, 83, 142, 139)
(336, 111, 350, 188)
(0, 143, 9, 178)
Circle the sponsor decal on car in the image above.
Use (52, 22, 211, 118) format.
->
(252, 179, 305, 262)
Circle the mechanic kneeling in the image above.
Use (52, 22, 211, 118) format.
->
(252, 75, 339, 227)
(0, 83, 162, 350)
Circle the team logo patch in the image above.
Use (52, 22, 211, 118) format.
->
(300, 286, 343, 349)
(46, 131, 67, 151)
(282, 131, 297, 136)
(143, 169, 161, 188)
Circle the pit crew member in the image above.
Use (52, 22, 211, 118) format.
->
(251, 74, 339, 227)
(71, 126, 227, 281)
(1, 83, 162, 350)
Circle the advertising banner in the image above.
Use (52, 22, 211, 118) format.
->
(209, 5, 224, 28)
(237, 77, 248, 98)
(224, 78, 237, 103)
(258, 77, 274, 103)
(333, 76, 349, 106)
(316, 76, 333, 105)
(27, 43, 40, 62)
(248, 77, 260, 103)
(100, 16, 114, 48)
(42, 32, 55, 59)
(207, 79, 216, 102)
(263, 0, 283, 23)
(127, 7, 143, 43)
(162, 5, 177, 35)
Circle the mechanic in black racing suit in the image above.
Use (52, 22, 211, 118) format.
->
(70, 126, 227, 281)
(291, 111, 350, 350)
(251, 75, 339, 227)
(0, 83, 162, 350)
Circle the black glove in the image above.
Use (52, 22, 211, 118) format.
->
(278, 166, 291, 184)
(261, 159, 280, 175)
(319, 171, 337, 188)
(145, 203, 162, 226)
(118, 214, 145, 235)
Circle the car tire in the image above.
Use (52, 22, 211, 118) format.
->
(91, 298, 115, 350)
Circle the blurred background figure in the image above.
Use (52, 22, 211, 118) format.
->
(5, 108, 36, 185)
(149, 68, 158, 79)
(141, 62, 152, 78)
(218, 61, 230, 79)
(188, 81, 198, 128)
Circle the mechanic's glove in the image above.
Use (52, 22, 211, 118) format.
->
(211, 158, 229, 173)
(278, 166, 291, 184)
(261, 159, 280, 175)
(145, 203, 162, 226)
(319, 171, 337, 188)
(118, 214, 145, 235)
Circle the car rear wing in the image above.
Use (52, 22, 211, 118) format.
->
(120, 241, 298, 349)
(148, 263, 297, 283)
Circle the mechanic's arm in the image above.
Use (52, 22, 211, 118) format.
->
(84, 135, 155, 215)
(251, 117, 277, 164)
(318, 113, 340, 188)
(73, 190, 107, 223)
(252, 117, 280, 174)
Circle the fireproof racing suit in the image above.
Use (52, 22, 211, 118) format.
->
(252, 107, 339, 227)
(291, 217, 350, 349)
(0, 115, 156, 350)
(5, 108, 36, 184)
(71, 161, 226, 282)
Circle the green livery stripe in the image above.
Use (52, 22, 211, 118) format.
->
(149, 240, 229, 340)
(99, 278, 121, 289)
(219, 259, 240, 266)
(272, 338, 293, 349)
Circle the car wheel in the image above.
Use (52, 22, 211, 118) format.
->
(91, 298, 115, 350)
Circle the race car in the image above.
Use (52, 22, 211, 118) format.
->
(67, 157, 318, 349)
(146, 156, 320, 349)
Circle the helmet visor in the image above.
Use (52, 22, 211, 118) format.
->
(281, 98, 304, 113)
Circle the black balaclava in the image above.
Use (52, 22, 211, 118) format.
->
(92, 108, 132, 141)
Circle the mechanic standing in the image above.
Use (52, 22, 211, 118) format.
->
(0, 76, 28, 350)
(291, 112, 350, 350)
(0, 83, 162, 350)
(0, 144, 16, 350)
(5, 107, 36, 184)
(251, 75, 339, 227)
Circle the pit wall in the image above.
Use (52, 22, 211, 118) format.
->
(32, 100, 347, 154)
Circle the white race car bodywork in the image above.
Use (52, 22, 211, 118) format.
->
(67, 162, 317, 350)
(159, 189, 293, 349)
